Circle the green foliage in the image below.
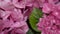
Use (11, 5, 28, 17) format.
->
(29, 8, 43, 32)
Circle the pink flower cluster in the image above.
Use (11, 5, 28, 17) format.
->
(37, 0, 60, 34)
(0, 0, 38, 34)
(0, 8, 29, 34)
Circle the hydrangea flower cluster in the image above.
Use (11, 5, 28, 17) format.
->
(0, 0, 35, 34)
(0, 8, 29, 34)
(37, 0, 60, 34)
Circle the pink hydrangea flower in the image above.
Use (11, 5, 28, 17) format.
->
(0, 8, 29, 34)
(37, 0, 60, 34)
(0, 1, 29, 33)
(37, 14, 60, 34)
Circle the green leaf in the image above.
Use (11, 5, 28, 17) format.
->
(27, 29, 34, 34)
(29, 8, 43, 32)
